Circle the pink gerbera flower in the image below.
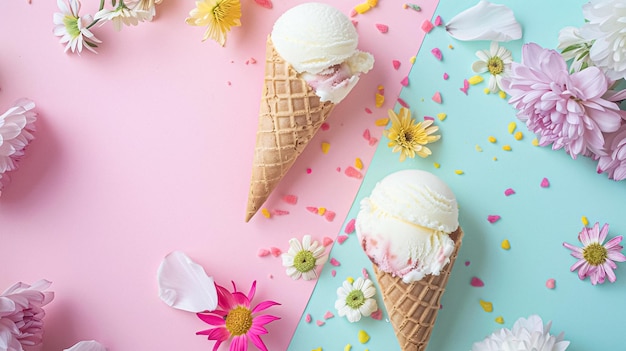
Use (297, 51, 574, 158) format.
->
(563, 222, 626, 285)
(196, 281, 280, 351)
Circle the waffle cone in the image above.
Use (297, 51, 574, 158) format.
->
(373, 227, 464, 351)
(245, 36, 335, 222)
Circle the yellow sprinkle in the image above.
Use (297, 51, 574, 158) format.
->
(488, 136, 497, 143)
(448, 44, 454, 49)
(261, 208, 271, 218)
(367, 0, 378, 6)
(468, 75, 484, 85)
(479, 299, 493, 312)
(377, 85, 384, 90)
(344, 345, 352, 351)
(532, 138, 539, 146)
(501, 239, 511, 250)
(321, 142, 331, 154)
(495, 316, 505, 324)
(433, 162, 440, 168)
(410, 56, 416, 64)
(437, 113, 447, 121)
(375, 93, 384, 108)
(493, 157, 498, 161)
(499, 90, 507, 99)
(475, 145, 483, 152)
(375, 117, 389, 126)
(312, 348, 322, 351)
(354, 3, 371, 13)
(346, 276, 354, 284)
(507, 121, 516, 134)
(582, 216, 589, 226)
(355, 158, 363, 170)
(484, 88, 491, 94)
(318, 207, 327, 216)
(502, 145, 512, 151)
(514, 131, 523, 140)
(358, 330, 370, 344)
(402, 3, 408, 8)
(454, 170, 464, 175)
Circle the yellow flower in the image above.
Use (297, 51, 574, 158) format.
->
(384, 107, 440, 161)
(185, 0, 242, 46)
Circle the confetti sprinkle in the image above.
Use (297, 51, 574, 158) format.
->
(345, 166, 363, 179)
(432, 91, 442, 104)
(337, 235, 349, 244)
(582, 216, 589, 226)
(363, 129, 371, 141)
(504, 188, 515, 196)
(507, 121, 516, 134)
(532, 138, 539, 146)
(364, 107, 372, 114)
(424, 116, 435, 121)
(443, 72, 449, 80)
(460, 79, 469, 94)
(253, 0, 272, 8)
(375, 93, 384, 107)
(488, 136, 497, 143)
(540, 177, 550, 188)
(368, 137, 378, 146)
(362, 268, 369, 279)
(358, 330, 370, 343)
(324, 311, 334, 319)
(484, 88, 491, 94)
(345, 218, 356, 233)
(316, 320, 325, 326)
(479, 299, 493, 312)
(283, 194, 298, 205)
(454, 169, 464, 175)
(261, 208, 271, 218)
(344, 344, 352, 351)
(370, 309, 383, 320)
(499, 91, 507, 99)
(495, 316, 505, 324)
(514, 131, 523, 140)
(306, 206, 319, 214)
(468, 75, 484, 85)
(355, 158, 364, 170)
(397, 98, 410, 108)
(436, 113, 447, 121)
(270, 247, 282, 257)
(400, 76, 409, 86)
(421, 19, 434, 33)
(331, 269, 336, 277)
(487, 215, 501, 223)
(375, 24, 389, 33)
(305, 314, 312, 323)
(410, 55, 416, 64)
(306, 168, 312, 174)
(312, 348, 322, 351)
(318, 207, 327, 216)
(433, 162, 440, 168)
(434, 15, 442, 26)
(475, 145, 483, 152)
(325, 211, 336, 222)
(546, 278, 556, 289)
(501, 239, 511, 250)
(320, 122, 330, 131)
(321, 142, 331, 154)
(404, 3, 421, 11)
(323, 237, 334, 247)
(465, 260, 471, 266)
(470, 277, 484, 287)
(330, 258, 341, 266)
(431, 48, 443, 60)
(392, 60, 401, 70)
(257, 249, 270, 257)
(502, 145, 512, 151)
(375, 117, 389, 126)
(354, 3, 371, 14)
(346, 276, 354, 284)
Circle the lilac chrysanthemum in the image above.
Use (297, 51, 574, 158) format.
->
(501, 43, 622, 159)
(596, 123, 626, 180)
(0, 99, 37, 196)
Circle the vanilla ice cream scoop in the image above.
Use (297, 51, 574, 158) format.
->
(270, 2, 374, 103)
(356, 170, 459, 283)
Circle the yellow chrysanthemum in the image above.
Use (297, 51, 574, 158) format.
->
(185, 0, 242, 46)
(384, 107, 441, 162)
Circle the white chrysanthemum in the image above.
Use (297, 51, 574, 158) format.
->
(471, 41, 513, 93)
(334, 277, 378, 323)
(471, 315, 570, 351)
(94, 1, 152, 31)
(132, 0, 164, 21)
(0, 99, 37, 196)
(580, 0, 626, 80)
(557, 26, 594, 72)
(52, 0, 101, 54)
(281, 235, 327, 281)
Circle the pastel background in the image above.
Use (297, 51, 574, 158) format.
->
(0, 0, 437, 350)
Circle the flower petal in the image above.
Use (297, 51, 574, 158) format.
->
(63, 340, 107, 351)
(445, 0, 522, 42)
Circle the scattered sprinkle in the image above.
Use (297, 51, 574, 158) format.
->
(272, 209, 289, 216)
(331, 269, 336, 277)
(502, 145, 512, 151)
(487, 215, 501, 223)
(470, 277, 484, 287)
(443, 72, 449, 80)
(501, 239, 511, 250)
(306, 168, 312, 174)
(337, 235, 348, 244)
(252, 0, 272, 8)
(434, 162, 440, 168)
(435, 113, 447, 121)
(488, 136, 497, 143)
(465, 260, 471, 266)
(454, 169, 464, 175)
(363, 129, 371, 141)
(320, 122, 330, 131)
(325, 211, 336, 222)
(321, 142, 331, 154)
(375, 24, 389, 33)
(392, 60, 401, 70)
(358, 330, 370, 344)
(499, 91, 507, 99)
(312, 348, 322, 351)
(493, 157, 498, 161)
(345, 166, 363, 179)
(270, 247, 282, 257)
(582, 216, 589, 226)
(368, 137, 378, 146)
(305, 314, 312, 323)
(346, 276, 354, 284)
(323, 237, 334, 247)
(370, 309, 382, 320)
(362, 268, 369, 279)
(283, 194, 298, 205)
(460, 79, 469, 94)
(397, 98, 410, 108)
(449, 44, 454, 49)
(353, 3, 370, 14)
(495, 316, 505, 324)
(468, 75, 484, 85)
(484, 88, 491, 94)
(316, 320, 325, 327)
(344, 344, 352, 351)
(432, 91, 442, 104)
(261, 208, 271, 218)
(318, 207, 327, 216)
(546, 278, 556, 289)
(330, 258, 341, 266)
(514, 131, 523, 140)
(375, 117, 389, 126)
(375, 93, 384, 107)
(504, 188, 515, 196)
(355, 158, 364, 170)
(540, 177, 550, 188)
(431, 48, 443, 61)
(306, 206, 319, 214)
(324, 311, 334, 319)
(507, 121, 516, 134)
(345, 218, 356, 234)
(257, 249, 270, 257)
(404, 3, 421, 11)
(400, 76, 409, 86)
(532, 138, 539, 146)
(421, 19, 434, 33)
(410, 56, 416, 64)
(424, 116, 435, 121)
(364, 107, 372, 114)
(479, 299, 493, 312)
(434, 15, 442, 26)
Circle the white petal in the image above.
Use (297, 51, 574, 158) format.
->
(445, 0, 522, 42)
(64, 340, 107, 351)
(156, 251, 217, 313)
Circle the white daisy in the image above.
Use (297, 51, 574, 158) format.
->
(557, 26, 594, 72)
(471, 41, 513, 93)
(281, 235, 327, 281)
(52, 0, 101, 54)
(94, 1, 152, 31)
(334, 277, 378, 323)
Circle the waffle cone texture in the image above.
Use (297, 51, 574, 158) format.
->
(373, 227, 464, 351)
(245, 36, 335, 222)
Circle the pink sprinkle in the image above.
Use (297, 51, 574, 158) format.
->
(421, 19, 434, 33)
(257, 248, 270, 257)
(541, 177, 550, 188)
(392, 60, 401, 70)
(330, 258, 340, 266)
(431, 48, 443, 61)
(270, 247, 282, 257)
(370, 309, 383, 320)
(336, 167, 341, 172)
(320, 122, 330, 131)
(351, 20, 358, 27)
(345, 218, 356, 234)
(460, 79, 469, 95)
(331, 269, 336, 277)
(368, 137, 378, 146)
(306, 168, 312, 174)
(345, 166, 363, 179)
(362, 268, 369, 279)
(363, 129, 371, 141)
(432, 91, 442, 104)
(337, 235, 348, 244)
(316, 320, 325, 326)
(249, 57, 257, 64)
(349, 8, 357, 17)
(397, 97, 410, 108)
(465, 260, 471, 266)
(375, 24, 389, 33)
(424, 116, 435, 121)
(325, 211, 336, 222)
(365, 107, 372, 114)
(227, 81, 232, 86)
(268, 274, 273, 279)
(272, 209, 289, 215)
(487, 215, 501, 223)
(400, 76, 409, 86)
(305, 314, 312, 323)
(443, 72, 449, 80)
(283, 194, 298, 205)
(306, 206, 319, 214)
(546, 278, 556, 289)
(324, 311, 334, 319)
(322, 237, 334, 247)
(504, 188, 515, 196)
(434, 15, 442, 26)
(470, 277, 484, 287)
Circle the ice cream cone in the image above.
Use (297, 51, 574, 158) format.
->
(373, 227, 464, 351)
(245, 36, 335, 222)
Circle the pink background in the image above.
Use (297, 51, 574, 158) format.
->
(0, 0, 436, 349)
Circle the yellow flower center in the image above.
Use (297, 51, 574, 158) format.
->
(583, 243, 608, 266)
(225, 306, 253, 336)
(487, 56, 504, 75)
(63, 15, 80, 38)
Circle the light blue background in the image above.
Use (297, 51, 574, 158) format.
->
(288, 0, 626, 350)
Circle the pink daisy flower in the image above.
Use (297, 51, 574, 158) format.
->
(563, 222, 626, 285)
(196, 281, 280, 351)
